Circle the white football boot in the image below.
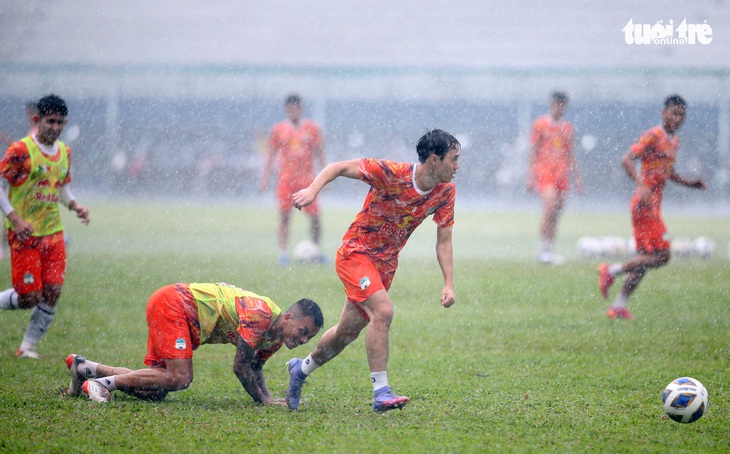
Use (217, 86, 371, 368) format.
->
(82, 380, 111, 403)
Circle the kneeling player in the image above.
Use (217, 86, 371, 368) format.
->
(65, 282, 323, 404)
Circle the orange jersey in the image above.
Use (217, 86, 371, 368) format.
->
(269, 119, 323, 188)
(530, 115, 573, 177)
(629, 126, 679, 199)
(339, 159, 455, 271)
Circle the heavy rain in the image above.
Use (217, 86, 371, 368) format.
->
(0, 3, 728, 450)
(1, 2, 728, 212)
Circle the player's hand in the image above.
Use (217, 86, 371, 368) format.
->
(74, 204, 90, 225)
(264, 397, 288, 407)
(441, 286, 455, 308)
(691, 179, 707, 190)
(575, 176, 584, 196)
(9, 213, 33, 241)
(258, 178, 269, 193)
(292, 187, 316, 211)
(526, 179, 536, 193)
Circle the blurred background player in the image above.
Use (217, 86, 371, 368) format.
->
(260, 94, 327, 266)
(527, 91, 583, 265)
(24, 101, 39, 137)
(285, 129, 459, 413)
(0, 101, 38, 147)
(0, 94, 90, 358)
(66, 283, 324, 404)
(598, 95, 706, 320)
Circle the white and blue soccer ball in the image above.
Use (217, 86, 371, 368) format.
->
(293, 240, 321, 264)
(662, 377, 709, 424)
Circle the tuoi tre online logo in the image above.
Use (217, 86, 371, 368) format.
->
(623, 19, 712, 45)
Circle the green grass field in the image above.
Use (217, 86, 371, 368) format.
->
(0, 199, 728, 452)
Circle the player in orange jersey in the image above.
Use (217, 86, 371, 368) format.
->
(0, 94, 90, 359)
(65, 283, 324, 404)
(527, 91, 583, 264)
(598, 95, 706, 320)
(260, 94, 326, 266)
(285, 129, 459, 413)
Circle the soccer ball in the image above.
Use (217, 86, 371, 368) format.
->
(293, 240, 321, 263)
(576, 236, 601, 258)
(662, 377, 709, 423)
(693, 236, 715, 259)
(672, 237, 694, 258)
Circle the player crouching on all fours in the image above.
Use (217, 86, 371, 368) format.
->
(598, 95, 706, 320)
(63, 283, 323, 404)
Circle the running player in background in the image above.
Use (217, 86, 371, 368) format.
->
(0, 102, 37, 147)
(66, 283, 324, 404)
(260, 94, 327, 266)
(24, 101, 39, 137)
(0, 94, 90, 359)
(527, 91, 583, 265)
(598, 95, 706, 320)
(285, 129, 459, 413)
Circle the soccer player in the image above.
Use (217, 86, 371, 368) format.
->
(66, 283, 324, 404)
(260, 94, 326, 266)
(0, 94, 90, 359)
(527, 91, 583, 265)
(285, 129, 459, 412)
(598, 95, 706, 320)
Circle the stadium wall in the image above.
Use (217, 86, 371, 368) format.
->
(0, 63, 728, 205)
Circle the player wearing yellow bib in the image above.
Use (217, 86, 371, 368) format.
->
(65, 283, 324, 404)
(0, 95, 90, 359)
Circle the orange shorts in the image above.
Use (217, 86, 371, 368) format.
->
(278, 183, 319, 215)
(144, 284, 201, 368)
(8, 230, 66, 295)
(335, 251, 395, 321)
(631, 201, 669, 254)
(535, 170, 569, 194)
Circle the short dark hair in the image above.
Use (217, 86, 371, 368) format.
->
(551, 91, 569, 104)
(285, 94, 302, 106)
(37, 94, 68, 118)
(416, 129, 460, 163)
(664, 94, 686, 109)
(290, 298, 324, 329)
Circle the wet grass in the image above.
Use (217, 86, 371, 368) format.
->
(0, 199, 728, 452)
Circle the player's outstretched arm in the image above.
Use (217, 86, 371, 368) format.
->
(68, 200, 90, 225)
(436, 226, 455, 308)
(233, 335, 279, 406)
(292, 159, 361, 210)
(670, 169, 707, 190)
